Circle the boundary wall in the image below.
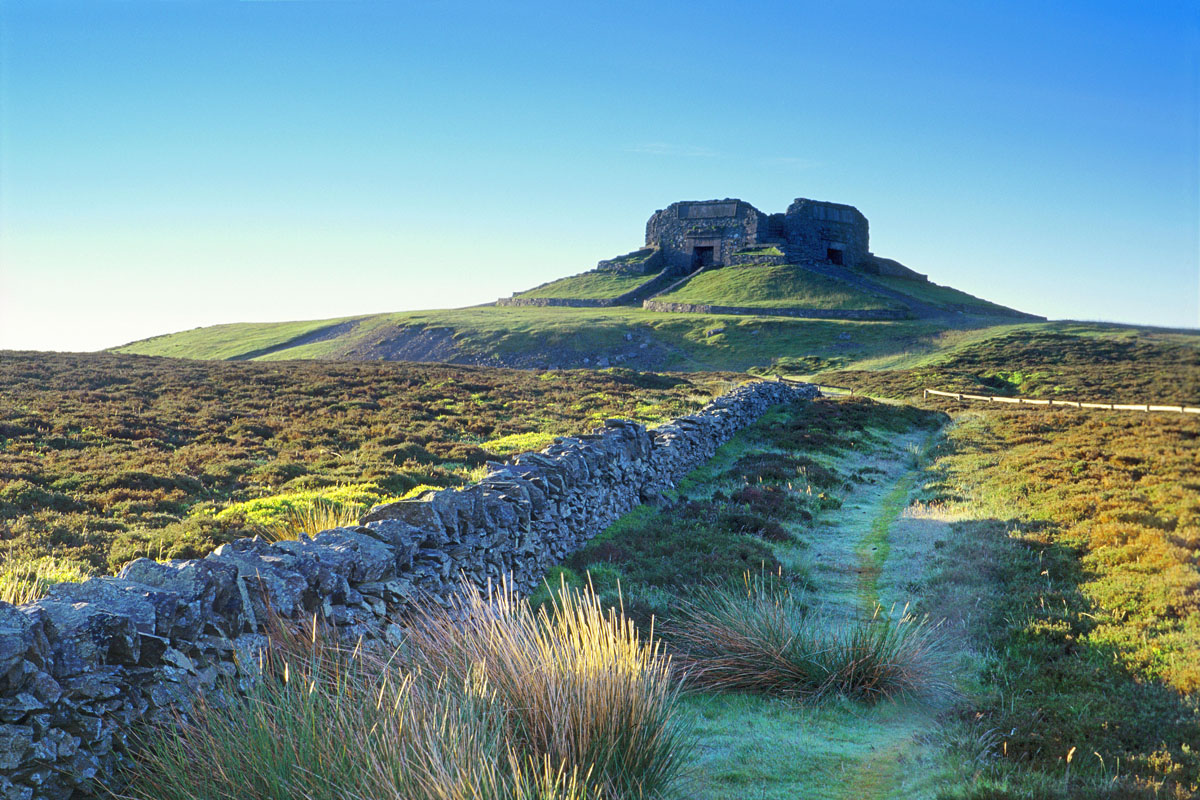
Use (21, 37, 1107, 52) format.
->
(0, 380, 816, 799)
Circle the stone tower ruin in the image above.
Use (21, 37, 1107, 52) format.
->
(639, 196, 922, 281)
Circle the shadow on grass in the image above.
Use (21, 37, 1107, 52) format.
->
(933, 515, 1200, 799)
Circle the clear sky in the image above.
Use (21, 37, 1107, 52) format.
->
(1, 0, 1197, 351)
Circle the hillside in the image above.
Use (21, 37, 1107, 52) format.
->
(0, 352, 728, 572)
(113, 207, 1054, 370)
(114, 306, 962, 369)
(652, 263, 902, 310)
(9, 331, 1200, 798)
(113, 299, 1195, 390)
(512, 269, 660, 301)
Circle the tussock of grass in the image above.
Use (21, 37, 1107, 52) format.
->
(482, 430, 559, 455)
(667, 574, 949, 703)
(404, 578, 690, 799)
(124, 580, 688, 800)
(0, 554, 93, 605)
(215, 482, 394, 528)
(250, 497, 367, 542)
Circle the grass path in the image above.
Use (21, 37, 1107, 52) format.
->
(688, 426, 960, 799)
(854, 470, 917, 610)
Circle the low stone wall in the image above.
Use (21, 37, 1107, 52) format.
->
(642, 300, 910, 320)
(0, 380, 816, 799)
(495, 296, 611, 308)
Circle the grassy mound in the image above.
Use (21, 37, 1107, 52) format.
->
(513, 270, 660, 300)
(111, 304, 959, 369)
(114, 316, 362, 360)
(653, 264, 899, 310)
(870, 274, 1018, 314)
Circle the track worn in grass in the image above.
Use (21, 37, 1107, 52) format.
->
(553, 396, 954, 798)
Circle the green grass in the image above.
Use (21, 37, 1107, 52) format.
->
(103, 251, 1067, 368)
(655, 264, 900, 310)
(109, 297, 1048, 372)
(734, 245, 783, 256)
(552, 396, 950, 798)
(161, 305, 958, 372)
(822, 325, 1200, 402)
(112, 308, 1181, 381)
(210, 482, 397, 527)
(513, 270, 661, 300)
(0, 552, 94, 605)
(809, 332, 1200, 796)
(113, 315, 363, 360)
(685, 693, 948, 800)
(856, 471, 918, 609)
(870, 275, 1015, 313)
(481, 430, 560, 455)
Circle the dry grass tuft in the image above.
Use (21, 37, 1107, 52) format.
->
(667, 573, 949, 703)
(0, 554, 92, 606)
(122, 579, 689, 800)
(251, 498, 367, 542)
(404, 576, 690, 799)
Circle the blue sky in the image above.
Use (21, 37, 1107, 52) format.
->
(1, 0, 1197, 351)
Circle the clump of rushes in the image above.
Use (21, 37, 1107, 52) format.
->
(251, 497, 367, 542)
(667, 573, 948, 702)
(123, 580, 688, 800)
(404, 577, 690, 800)
(0, 555, 92, 605)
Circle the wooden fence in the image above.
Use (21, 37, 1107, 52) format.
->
(923, 388, 1200, 415)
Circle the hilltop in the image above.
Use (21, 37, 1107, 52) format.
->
(111, 195, 1060, 371)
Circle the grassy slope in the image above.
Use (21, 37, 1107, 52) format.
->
(655, 263, 900, 310)
(114, 316, 362, 360)
(113, 305, 995, 370)
(110, 302, 1197, 402)
(814, 324, 1200, 403)
(806, 329, 1200, 797)
(108, 261, 1049, 368)
(512, 270, 659, 300)
(871, 274, 1013, 313)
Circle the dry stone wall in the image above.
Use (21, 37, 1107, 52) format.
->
(0, 380, 816, 800)
(495, 296, 611, 308)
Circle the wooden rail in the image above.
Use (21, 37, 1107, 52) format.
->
(923, 388, 1200, 415)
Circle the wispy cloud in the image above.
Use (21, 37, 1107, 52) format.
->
(760, 156, 820, 169)
(627, 143, 719, 158)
